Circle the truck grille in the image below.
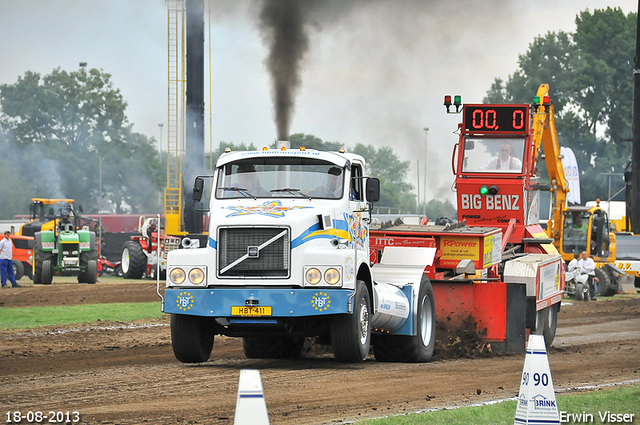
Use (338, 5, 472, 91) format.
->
(218, 227, 290, 278)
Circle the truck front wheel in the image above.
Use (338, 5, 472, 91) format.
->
(374, 276, 436, 362)
(171, 314, 215, 363)
(331, 280, 371, 363)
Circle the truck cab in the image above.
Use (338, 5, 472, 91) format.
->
(164, 148, 431, 363)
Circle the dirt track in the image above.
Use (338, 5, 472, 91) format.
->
(1, 280, 639, 424)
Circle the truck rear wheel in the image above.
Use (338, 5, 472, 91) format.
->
(374, 276, 436, 363)
(331, 280, 371, 363)
(121, 241, 146, 279)
(171, 314, 215, 363)
(242, 335, 304, 359)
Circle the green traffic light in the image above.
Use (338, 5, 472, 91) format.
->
(479, 185, 489, 195)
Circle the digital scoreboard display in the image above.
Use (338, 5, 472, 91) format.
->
(463, 104, 529, 133)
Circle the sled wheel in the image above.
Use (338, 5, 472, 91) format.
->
(374, 275, 436, 362)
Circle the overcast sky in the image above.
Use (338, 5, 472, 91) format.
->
(1, 0, 637, 204)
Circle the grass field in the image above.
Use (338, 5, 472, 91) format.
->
(359, 384, 640, 424)
(0, 302, 163, 330)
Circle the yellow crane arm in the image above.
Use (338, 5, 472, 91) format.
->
(531, 84, 569, 245)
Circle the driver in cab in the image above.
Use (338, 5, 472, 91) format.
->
(483, 142, 522, 171)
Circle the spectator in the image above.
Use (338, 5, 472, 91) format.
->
(567, 253, 579, 271)
(0, 230, 20, 288)
(578, 251, 597, 300)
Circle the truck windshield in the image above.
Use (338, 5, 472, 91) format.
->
(215, 158, 346, 199)
(461, 138, 525, 173)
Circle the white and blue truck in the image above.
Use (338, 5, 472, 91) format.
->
(163, 147, 437, 363)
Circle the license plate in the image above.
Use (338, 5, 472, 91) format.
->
(231, 306, 272, 316)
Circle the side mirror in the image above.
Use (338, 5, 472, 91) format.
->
(193, 177, 204, 203)
(366, 178, 380, 203)
(78, 205, 83, 213)
(464, 140, 475, 150)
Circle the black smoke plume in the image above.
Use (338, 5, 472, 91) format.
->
(258, 0, 311, 141)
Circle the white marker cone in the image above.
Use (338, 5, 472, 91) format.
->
(234, 369, 270, 425)
(514, 335, 560, 425)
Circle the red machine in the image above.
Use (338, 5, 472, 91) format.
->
(120, 217, 181, 279)
(370, 96, 564, 352)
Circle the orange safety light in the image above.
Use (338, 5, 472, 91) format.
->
(262, 146, 268, 151)
(280, 146, 286, 151)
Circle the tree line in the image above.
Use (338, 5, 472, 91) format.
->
(484, 7, 635, 203)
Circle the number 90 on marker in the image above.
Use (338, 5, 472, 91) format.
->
(522, 372, 549, 386)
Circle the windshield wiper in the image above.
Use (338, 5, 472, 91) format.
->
(218, 186, 256, 199)
(270, 188, 310, 199)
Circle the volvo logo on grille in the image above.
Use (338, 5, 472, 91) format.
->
(247, 246, 260, 258)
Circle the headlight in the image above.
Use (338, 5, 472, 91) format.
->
(305, 268, 321, 284)
(170, 268, 186, 284)
(189, 267, 205, 285)
(324, 268, 340, 285)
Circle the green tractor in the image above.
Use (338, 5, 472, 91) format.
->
(33, 206, 98, 284)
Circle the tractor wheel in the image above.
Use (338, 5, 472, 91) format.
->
(24, 262, 33, 280)
(242, 335, 304, 359)
(374, 276, 436, 363)
(41, 259, 52, 285)
(33, 233, 44, 284)
(331, 280, 371, 363)
(594, 268, 616, 297)
(85, 260, 98, 284)
(12, 260, 24, 281)
(121, 241, 146, 279)
(78, 250, 98, 283)
(170, 314, 215, 363)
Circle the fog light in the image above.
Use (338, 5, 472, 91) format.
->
(189, 268, 205, 285)
(170, 268, 186, 284)
(306, 268, 321, 284)
(324, 268, 340, 285)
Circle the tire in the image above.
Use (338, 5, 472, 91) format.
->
(114, 264, 123, 278)
(85, 259, 97, 284)
(331, 280, 371, 363)
(33, 233, 44, 284)
(121, 241, 146, 279)
(374, 276, 436, 363)
(41, 259, 52, 285)
(24, 262, 33, 280)
(542, 304, 558, 347)
(171, 314, 215, 363)
(594, 268, 615, 297)
(575, 283, 584, 301)
(243, 335, 304, 359)
(12, 259, 24, 281)
(78, 250, 98, 283)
